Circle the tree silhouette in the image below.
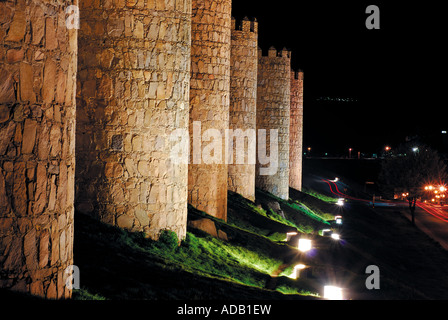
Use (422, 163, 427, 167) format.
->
(379, 143, 448, 224)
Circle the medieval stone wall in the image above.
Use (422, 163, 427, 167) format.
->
(0, 0, 77, 298)
(289, 70, 304, 191)
(228, 17, 258, 201)
(76, 0, 191, 240)
(189, 0, 232, 221)
(256, 47, 291, 200)
(0, 0, 305, 299)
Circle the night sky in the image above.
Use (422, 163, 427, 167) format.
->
(232, 1, 445, 156)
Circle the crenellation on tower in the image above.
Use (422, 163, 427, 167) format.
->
(256, 46, 291, 200)
(268, 46, 277, 58)
(232, 16, 258, 34)
(228, 14, 258, 201)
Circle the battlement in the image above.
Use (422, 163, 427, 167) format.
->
(291, 69, 304, 81)
(231, 16, 258, 34)
(258, 46, 291, 59)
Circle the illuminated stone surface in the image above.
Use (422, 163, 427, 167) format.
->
(227, 17, 258, 202)
(188, 0, 232, 221)
(289, 70, 304, 191)
(76, 0, 192, 240)
(0, 0, 76, 298)
(256, 47, 291, 200)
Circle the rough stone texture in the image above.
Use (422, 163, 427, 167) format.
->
(289, 70, 304, 191)
(189, 0, 231, 221)
(256, 47, 291, 200)
(76, 0, 192, 241)
(228, 17, 258, 201)
(0, 0, 76, 299)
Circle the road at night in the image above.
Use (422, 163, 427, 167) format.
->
(321, 178, 448, 251)
(404, 203, 448, 251)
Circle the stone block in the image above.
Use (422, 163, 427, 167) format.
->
(24, 228, 38, 271)
(45, 17, 58, 50)
(6, 48, 24, 63)
(42, 59, 57, 103)
(0, 68, 15, 104)
(105, 162, 123, 178)
(38, 229, 49, 268)
(117, 214, 134, 230)
(188, 218, 218, 238)
(19, 63, 36, 103)
(5, 11, 26, 42)
(31, 5, 45, 45)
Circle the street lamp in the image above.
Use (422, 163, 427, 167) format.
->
(348, 148, 352, 158)
(439, 186, 446, 205)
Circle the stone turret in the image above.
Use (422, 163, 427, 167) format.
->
(189, 0, 232, 221)
(228, 17, 258, 201)
(76, 0, 192, 240)
(0, 0, 77, 298)
(289, 70, 304, 191)
(256, 47, 291, 200)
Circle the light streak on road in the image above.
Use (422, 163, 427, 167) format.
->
(322, 179, 370, 203)
(416, 202, 448, 223)
(322, 179, 448, 223)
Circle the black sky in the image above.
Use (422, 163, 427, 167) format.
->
(232, 1, 446, 156)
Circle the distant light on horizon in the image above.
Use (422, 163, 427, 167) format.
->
(316, 96, 358, 103)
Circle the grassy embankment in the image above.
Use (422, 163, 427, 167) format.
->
(73, 187, 337, 300)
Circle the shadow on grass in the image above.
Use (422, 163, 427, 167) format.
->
(73, 211, 318, 300)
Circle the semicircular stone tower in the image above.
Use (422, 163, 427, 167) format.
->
(0, 0, 77, 298)
(256, 46, 291, 200)
(76, 0, 192, 240)
(189, 0, 232, 220)
(289, 70, 304, 191)
(228, 17, 258, 201)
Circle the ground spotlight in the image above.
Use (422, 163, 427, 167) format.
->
(335, 215, 343, 225)
(298, 238, 312, 253)
(292, 264, 306, 279)
(323, 285, 344, 300)
(331, 233, 341, 241)
(285, 232, 298, 241)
